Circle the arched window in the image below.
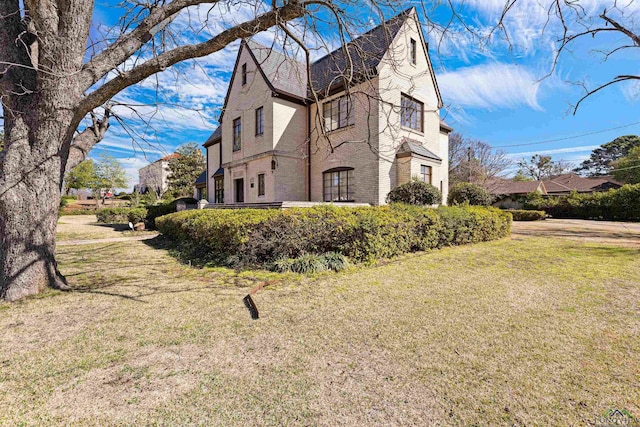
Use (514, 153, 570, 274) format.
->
(323, 167, 354, 202)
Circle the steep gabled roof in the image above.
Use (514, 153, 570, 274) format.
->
(309, 8, 412, 96)
(246, 40, 308, 99)
(203, 126, 222, 148)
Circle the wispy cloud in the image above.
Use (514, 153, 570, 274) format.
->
(507, 144, 599, 159)
(438, 63, 543, 110)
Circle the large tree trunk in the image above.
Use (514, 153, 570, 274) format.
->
(0, 107, 73, 301)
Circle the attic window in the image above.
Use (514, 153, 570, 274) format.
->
(241, 63, 247, 85)
(410, 39, 417, 64)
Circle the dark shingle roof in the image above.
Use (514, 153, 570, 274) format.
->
(309, 9, 412, 95)
(194, 171, 206, 185)
(484, 178, 545, 196)
(397, 139, 442, 162)
(203, 126, 222, 147)
(543, 173, 622, 193)
(246, 40, 308, 99)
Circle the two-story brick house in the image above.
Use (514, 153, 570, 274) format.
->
(203, 7, 451, 206)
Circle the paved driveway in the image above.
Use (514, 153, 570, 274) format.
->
(511, 218, 640, 247)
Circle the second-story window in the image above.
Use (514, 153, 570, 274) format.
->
(233, 117, 242, 151)
(401, 93, 423, 132)
(323, 94, 354, 131)
(410, 38, 417, 64)
(241, 63, 247, 85)
(255, 106, 264, 136)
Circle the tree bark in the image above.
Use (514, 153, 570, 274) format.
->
(0, 113, 72, 301)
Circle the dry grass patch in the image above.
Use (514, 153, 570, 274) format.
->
(0, 222, 638, 425)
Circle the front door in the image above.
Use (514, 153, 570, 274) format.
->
(234, 178, 244, 203)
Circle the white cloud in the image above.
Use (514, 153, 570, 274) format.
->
(507, 144, 599, 158)
(438, 63, 543, 110)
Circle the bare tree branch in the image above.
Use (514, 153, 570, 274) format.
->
(77, 0, 306, 118)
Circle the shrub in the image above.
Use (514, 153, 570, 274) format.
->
(145, 197, 200, 229)
(523, 184, 640, 221)
(506, 209, 546, 221)
(387, 180, 442, 205)
(157, 205, 511, 269)
(96, 207, 148, 224)
(448, 183, 493, 206)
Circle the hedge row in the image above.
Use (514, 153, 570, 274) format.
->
(96, 207, 148, 224)
(156, 204, 511, 267)
(506, 209, 546, 221)
(525, 184, 640, 221)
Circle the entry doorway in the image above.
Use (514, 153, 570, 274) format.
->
(234, 178, 244, 203)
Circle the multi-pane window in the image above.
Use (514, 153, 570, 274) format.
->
(323, 95, 354, 131)
(410, 38, 417, 64)
(214, 176, 224, 203)
(255, 107, 264, 136)
(257, 173, 265, 196)
(420, 165, 432, 184)
(401, 93, 423, 131)
(233, 117, 242, 151)
(241, 63, 247, 85)
(323, 168, 354, 202)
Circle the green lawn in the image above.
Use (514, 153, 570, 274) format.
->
(1, 222, 638, 425)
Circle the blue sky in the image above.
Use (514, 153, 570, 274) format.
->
(88, 0, 640, 188)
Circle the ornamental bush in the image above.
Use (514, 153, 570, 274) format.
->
(387, 180, 442, 205)
(447, 183, 493, 206)
(506, 209, 546, 221)
(156, 205, 512, 269)
(96, 207, 147, 224)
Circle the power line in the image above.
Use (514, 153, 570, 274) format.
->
(492, 120, 640, 149)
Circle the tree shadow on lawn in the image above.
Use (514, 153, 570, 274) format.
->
(58, 236, 271, 303)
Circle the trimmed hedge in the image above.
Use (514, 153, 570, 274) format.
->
(525, 184, 640, 221)
(96, 207, 148, 224)
(145, 197, 199, 229)
(156, 204, 511, 267)
(506, 209, 546, 221)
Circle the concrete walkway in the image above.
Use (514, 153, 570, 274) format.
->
(57, 234, 159, 246)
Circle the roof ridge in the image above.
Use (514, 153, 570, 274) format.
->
(310, 7, 413, 66)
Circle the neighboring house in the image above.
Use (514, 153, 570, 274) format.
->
(137, 153, 178, 195)
(484, 173, 623, 209)
(202, 8, 451, 206)
(485, 178, 547, 209)
(542, 173, 622, 195)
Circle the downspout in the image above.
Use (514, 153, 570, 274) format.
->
(307, 103, 311, 201)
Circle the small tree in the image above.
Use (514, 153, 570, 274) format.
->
(387, 179, 442, 206)
(96, 155, 127, 204)
(612, 147, 640, 184)
(64, 159, 97, 195)
(167, 143, 205, 198)
(517, 155, 572, 181)
(448, 183, 493, 206)
(575, 135, 640, 176)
